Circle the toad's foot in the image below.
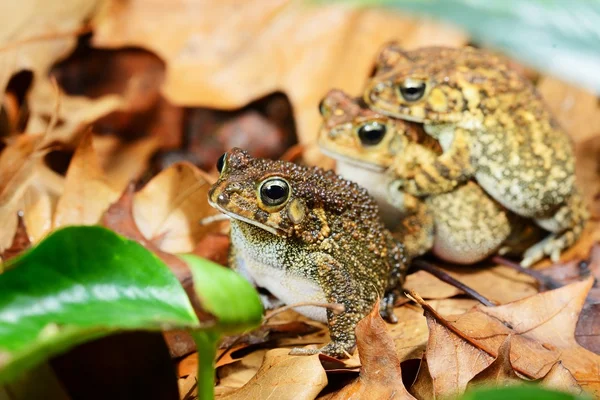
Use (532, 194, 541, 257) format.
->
(380, 292, 398, 324)
(289, 341, 355, 358)
(520, 230, 579, 267)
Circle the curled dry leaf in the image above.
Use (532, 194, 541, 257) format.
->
(412, 278, 599, 397)
(0, 134, 46, 252)
(133, 161, 224, 253)
(409, 293, 494, 398)
(466, 336, 520, 389)
(92, 0, 466, 164)
(53, 132, 121, 228)
(217, 348, 327, 400)
(329, 300, 415, 400)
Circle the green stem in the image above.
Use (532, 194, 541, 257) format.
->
(190, 330, 220, 400)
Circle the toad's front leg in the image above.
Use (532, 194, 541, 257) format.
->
(393, 128, 475, 197)
(290, 255, 371, 358)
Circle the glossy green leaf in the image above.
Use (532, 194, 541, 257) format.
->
(179, 254, 263, 334)
(460, 385, 591, 400)
(328, 0, 600, 94)
(0, 226, 199, 384)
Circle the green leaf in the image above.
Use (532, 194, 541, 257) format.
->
(459, 384, 592, 400)
(179, 254, 263, 334)
(331, 0, 600, 94)
(0, 226, 199, 384)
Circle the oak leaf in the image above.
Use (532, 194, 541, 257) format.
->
(217, 348, 327, 400)
(329, 300, 415, 399)
(411, 277, 599, 397)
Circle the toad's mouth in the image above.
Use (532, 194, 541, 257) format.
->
(319, 146, 385, 173)
(207, 197, 285, 237)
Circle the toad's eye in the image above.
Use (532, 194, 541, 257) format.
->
(357, 122, 387, 146)
(398, 79, 426, 102)
(318, 98, 327, 116)
(259, 178, 290, 207)
(216, 153, 226, 173)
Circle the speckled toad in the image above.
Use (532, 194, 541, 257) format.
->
(318, 89, 530, 264)
(208, 148, 407, 357)
(364, 44, 588, 266)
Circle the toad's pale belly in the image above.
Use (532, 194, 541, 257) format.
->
(235, 256, 328, 322)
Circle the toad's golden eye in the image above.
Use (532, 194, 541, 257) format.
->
(217, 152, 226, 173)
(398, 79, 426, 102)
(357, 121, 387, 146)
(259, 178, 290, 207)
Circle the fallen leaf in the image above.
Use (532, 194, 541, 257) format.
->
(0, 214, 30, 263)
(132, 161, 223, 253)
(329, 300, 415, 399)
(409, 356, 433, 400)
(101, 184, 191, 283)
(0, 0, 100, 94)
(575, 302, 600, 354)
(92, 0, 466, 164)
(538, 361, 583, 395)
(466, 337, 520, 389)
(0, 133, 52, 252)
(218, 348, 327, 400)
(216, 350, 267, 397)
(410, 294, 494, 398)
(405, 263, 538, 304)
(53, 132, 121, 228)
(93, 134, 160, 191)
(441, 278, 600, 396)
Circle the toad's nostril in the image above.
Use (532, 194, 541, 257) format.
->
(225, 183, 242, 194)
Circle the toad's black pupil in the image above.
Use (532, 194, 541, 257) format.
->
(216, 153, 226, 173)
(260, 179, 289, 206)
(358, 123, 387, 146)
(400, 82, 426, 102)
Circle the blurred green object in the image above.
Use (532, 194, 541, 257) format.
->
(460, 385, 591, 400)
(0, 226, 263, 400)
(329, 0, 600, 94)
(0, 226, 199, 384)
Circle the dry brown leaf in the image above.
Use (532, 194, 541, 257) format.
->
(329, 300, 415, 400)
(216, 350, 267, 397)
(413, 296, 494, 398)
(53, 132, 120, 228)
(466, 336, 520, 389)
(93, 134, 160, 190)
(405, 263, 538, 304)
(133, 162, 223, 253)
(409, 356, 433, 400)
(387, 303, 429, 363)
(92, 0, 466, 164)
(0, 0, 100, 93)
(217, 348, 327, 400)
(538, 361, 583, 395)
(0, 1, 122, 145)
(0, 133, 52, 252)
(26, 85, 123, 146)
(442, 278, 600, 397)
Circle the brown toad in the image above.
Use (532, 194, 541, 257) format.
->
(319, 89, 528, 264)
(208, 148, 407, 357)
(364, 44, 588, 266)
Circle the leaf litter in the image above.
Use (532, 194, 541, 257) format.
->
(0, 1, 600, 399)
